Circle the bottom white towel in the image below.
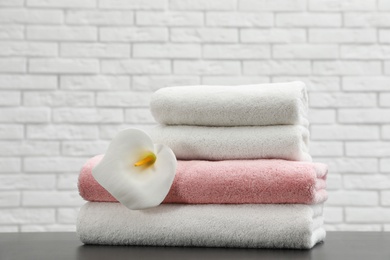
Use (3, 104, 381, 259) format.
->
(77, 203, 325, 249)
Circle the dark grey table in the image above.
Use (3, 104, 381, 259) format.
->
(0, 232, 389, 260)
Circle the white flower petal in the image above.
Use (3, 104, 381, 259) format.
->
(92, 128, 177, 210)
(120, 144, 177, 209)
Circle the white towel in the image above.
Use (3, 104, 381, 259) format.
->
(150, 81, 308, 127)
(77, 202, 325, 249)
(149, 125, 311, 161)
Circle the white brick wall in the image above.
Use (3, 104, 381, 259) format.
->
(0, 0, 389, 232)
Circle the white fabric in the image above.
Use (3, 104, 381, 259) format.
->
(150, 81, 308, 127)
(149, 125, 311, 161)
(77, 202, 325, 249)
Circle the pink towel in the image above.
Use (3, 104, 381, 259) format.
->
(78, 155, 328, 205)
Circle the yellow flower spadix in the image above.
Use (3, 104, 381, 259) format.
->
(134, 152, 157, 167)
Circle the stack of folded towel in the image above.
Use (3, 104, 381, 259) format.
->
(77, 81, 328, 249)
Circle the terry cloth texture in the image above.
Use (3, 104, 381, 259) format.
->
(79, 155, 327, 205)
(150, 81, 308, 127)
(149, 125, 311, 161)
(77, 202, 325, 249)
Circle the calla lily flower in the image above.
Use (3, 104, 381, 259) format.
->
(92, 128, 177, 210)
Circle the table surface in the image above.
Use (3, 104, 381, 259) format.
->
(0, 232, 389, 260)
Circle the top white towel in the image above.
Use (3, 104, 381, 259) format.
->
(150, 81, 308, 127)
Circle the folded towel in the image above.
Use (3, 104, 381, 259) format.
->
(150, 81, 308, 127)
(149, 125, 311, 161)
(79, 156, 327, 205)
(77, 202, 325, 249)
